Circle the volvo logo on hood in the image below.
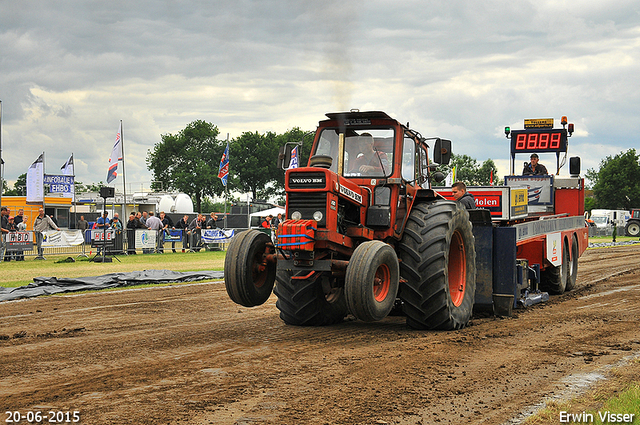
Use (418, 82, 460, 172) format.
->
(289, 173, 326, 188)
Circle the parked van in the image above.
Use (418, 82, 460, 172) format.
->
(588, 209, 630, 229)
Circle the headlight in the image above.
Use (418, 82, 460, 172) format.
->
(291, 211, 302, 220)
(313, 211, 323, 221)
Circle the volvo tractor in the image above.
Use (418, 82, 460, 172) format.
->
(224, 111, 588, 330)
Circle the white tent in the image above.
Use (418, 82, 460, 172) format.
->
(249, 207, 285, 218)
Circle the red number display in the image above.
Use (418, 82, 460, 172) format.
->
(510, 130, 566, 153)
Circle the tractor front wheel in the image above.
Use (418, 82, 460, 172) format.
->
(345, 241, 400, 322)
(224, 229, 276, 307)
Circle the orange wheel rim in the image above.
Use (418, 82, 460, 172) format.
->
(448, 231, 466, 307)
(373, 264, 391, 302)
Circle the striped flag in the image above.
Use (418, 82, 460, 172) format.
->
(61, 154, 74, 176)
(218, 141, 229, 186)
(288, 146, 299, 169)
(107, 122, 123, 183)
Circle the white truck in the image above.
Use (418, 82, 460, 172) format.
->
(588, 209, 630, 229)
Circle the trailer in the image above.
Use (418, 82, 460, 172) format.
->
(224, 111, 588, 328)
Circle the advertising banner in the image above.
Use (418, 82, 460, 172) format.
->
(135, 229, 157, 248)
(42, 230, 85, 247)
(201, 229, 235, 243)
(6, 232, 34, 252)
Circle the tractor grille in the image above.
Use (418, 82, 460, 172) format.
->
(287, 192, 327, 227)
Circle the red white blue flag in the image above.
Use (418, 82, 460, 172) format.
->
(218, 141, 229, 186)
(107, 122, 123, 183)
(288, 145, 299, 169)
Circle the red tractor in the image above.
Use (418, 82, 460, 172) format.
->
(225, 110, 476, 330)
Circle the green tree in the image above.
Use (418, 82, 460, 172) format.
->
(435, 154, 499, 186)
(232, 130, 281, 200)
(588, 149, 640, 209)
(3, 173, 27, 196)
(146, 120, 224, 212)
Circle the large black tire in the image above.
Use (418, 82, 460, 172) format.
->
(345, 241, 400, 322)
(224, 229, 276, 307)
(625, 220, 640, 237)
(397, 201, 476, 330)
(540, 238, 569, 295)
(565, 235, 579, 291)
(274, 271, 348, 326)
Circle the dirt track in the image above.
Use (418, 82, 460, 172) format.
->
(1, 245, 640, 425)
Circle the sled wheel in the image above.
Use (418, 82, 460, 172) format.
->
(224, 229, 276, 307)
(345, 241, 400, 322)
(397, 201, 476, 330)
(541, 238, 569, 295)
(274, 270, 348, 326)
(565, 235, 579, 291)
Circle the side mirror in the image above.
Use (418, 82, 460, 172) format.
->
(433, 139, 451, 165)
(277, 146, 286, 169)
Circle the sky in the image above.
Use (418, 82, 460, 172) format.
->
(1, 0, 639, 195)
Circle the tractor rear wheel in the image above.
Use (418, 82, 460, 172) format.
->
(565, 235, 579, 291)
(397, 201, 476, 330)
(224, 229, 276, 307)
(274, 271, 348, 326)
(541, 239, 569, 294)
(345, 241, 400, 322)
(625, 220, 640, 237)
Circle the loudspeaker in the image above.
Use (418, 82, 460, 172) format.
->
(100, 186, 115, 198)
(569, 157, 581, 177)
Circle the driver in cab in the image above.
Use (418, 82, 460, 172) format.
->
(350, 133, 389, 175)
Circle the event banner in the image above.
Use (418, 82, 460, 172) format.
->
(41, 230, 85, 247)
(44, 174, 75, 199)
(201, 229, 235, 243)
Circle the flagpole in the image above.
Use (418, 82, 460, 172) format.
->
(120, 120, 127, 221)
(42, 152, 46, 213)
(224, 133, 229, 229)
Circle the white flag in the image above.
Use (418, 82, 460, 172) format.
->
(61, 154, 74, 176)
(107, 122, 123, 183)
(26, 153, 45, 203)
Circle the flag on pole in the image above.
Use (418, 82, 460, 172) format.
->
(107, 123, 123, 183)
(288, 146, 299, 169)
(490, 169, 494, 186)
(218, 141, 229, 186)
(445, 165, 456, 187)
(61, 154, 74, 176)
(26, 153, 45, 203)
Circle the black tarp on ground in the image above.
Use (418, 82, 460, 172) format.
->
(0, 270, 225, 302)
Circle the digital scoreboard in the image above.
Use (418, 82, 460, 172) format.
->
(509, 128, 568, 154)
(506, 117, 573, 155)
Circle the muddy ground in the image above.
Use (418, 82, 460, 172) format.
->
(1, 245, 639, 425)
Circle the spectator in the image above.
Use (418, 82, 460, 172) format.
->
(77, 215, 89, 233)
(34, 208, 60, 259)
(14, 209, 25, 228)
(451, 181, 477, 210)
(146, 211, 164, 253)
(3, 214, 17, 261)
(15, 217, 26, 261)
(207, 212, 218, 229)
(126, 213, 139, 255)
(175, 214, 190, 251)
(188, 214, 205, 251)
(139, 211, 148, 227)
(261, 215, 272, 229)
(159, 212, 175, 253)
(0, 207, 8, 260)
(96, 212, 111, 255)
